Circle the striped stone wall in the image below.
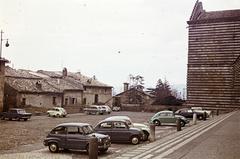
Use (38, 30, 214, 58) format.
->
(187, 20, 240, 109)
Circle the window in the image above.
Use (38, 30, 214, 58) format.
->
(99, 122, 112, 129)
(65, 98, 68, 105)
(113, 121, 127, 129)
(21, 98, 26, 106)
(51, 126, 66, 134)
(71, 98, 75, 104)
(67, 127, 79, 134)
(52, 97, 56, 105)
(83, 98, 86, 105)
(94, 94, 99, 104)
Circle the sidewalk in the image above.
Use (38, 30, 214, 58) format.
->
(106, 112, 234, 159)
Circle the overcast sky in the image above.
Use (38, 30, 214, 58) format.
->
(1, 0, 240, 92)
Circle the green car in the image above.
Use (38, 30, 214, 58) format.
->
(149, 110, 189, 127)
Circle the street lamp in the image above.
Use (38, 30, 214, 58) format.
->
(0, 30, 9, 58)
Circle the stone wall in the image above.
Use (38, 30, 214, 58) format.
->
(187, 16, 240, 109)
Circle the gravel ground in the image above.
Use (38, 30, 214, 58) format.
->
(0, 111, 155, 154)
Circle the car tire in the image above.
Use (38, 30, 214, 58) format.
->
(142, 131, 149, 141)
(56, 114, 60, 118)
(198, 115, 203, 120)
(180, 121, 185, 127)
(131, 136, 140, 145)
(153, 120, 161, 126)
(49, 143, 59, 153)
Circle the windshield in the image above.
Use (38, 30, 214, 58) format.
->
(18, 110, 26, 114)
(82, 125, 94, 134)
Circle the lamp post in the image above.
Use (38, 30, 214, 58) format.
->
(0, 30, 9, 58)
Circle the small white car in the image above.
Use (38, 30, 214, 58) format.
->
(47, 107, 67, 117)
(101, 105, 112, 114)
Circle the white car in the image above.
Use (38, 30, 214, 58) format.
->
(112, 106, 121, 111)
(47, 107, 67, 117)
(104, 116, 150, 141)
(101, 105, 112, 114)
(191, 107, 212, 117)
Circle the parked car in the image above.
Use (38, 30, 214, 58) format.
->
(83, 105, 106, 115)
(104, 116, 150, 141)
(149, 110, 189, 127)
(94, 118, 144, 145)
(47, 107, 67, 117)
(112, 106, 121, 111)
(100, 105, 112, 114)
(0, 108, 32, 121)
(191, 107, 211, 117)
(43, 123, 111, 153)
(175, 108, 204, 120)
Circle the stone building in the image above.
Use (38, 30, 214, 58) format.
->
(0, 58, 9, 112)
(3, 67, 112, 111)
(186, 1, 240, 110)
(113, 83, 155, 111)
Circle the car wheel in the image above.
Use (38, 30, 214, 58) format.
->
(47, 113, 51, 117)
(56, 114, 60, 118)
(131, 136, 140, 145)
(153, 120, 161, 126)
(142, 131, 149, 141)
(49, 143, 59, 153)
(180, 121, 185, 127)
(198, 115, 203, 120)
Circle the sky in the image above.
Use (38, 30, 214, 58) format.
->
(1, 0, 240, 93)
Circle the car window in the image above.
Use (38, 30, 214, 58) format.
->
(18, 109, 26, 114)
(113, 121, 127, 129)
(99, 122, 112, 129)
(166, 113, 173, 116)
(67, 126, 79, 134)
(51, 126, 66, 134)
(82, 125, 94, 134)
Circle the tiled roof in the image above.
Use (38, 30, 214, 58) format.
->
(5, 67, 111, 93)
(37, 70, 112, 88)
(5, 67, 40, 79)
(6, 77, 61, 93)
(67, 72, 112, 88)
(199, 10, 240, 20)
(189, 1, 240, 23)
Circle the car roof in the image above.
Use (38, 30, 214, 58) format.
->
(10, 108, 24, 110)
(56, 123, 90, 127)
(101, 118, 127, 122)
(105, 116, 130, 121)
(157, 110, 173, 113)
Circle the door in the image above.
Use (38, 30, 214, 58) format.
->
(165, 112, 176, 124)
(66, 126, 86, 150)
(111, 121, 130, 142)
(95, 121, 112, 137)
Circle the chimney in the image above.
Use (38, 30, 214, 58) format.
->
(123, 82, 129, 92)
(62, 67, 67, 77)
